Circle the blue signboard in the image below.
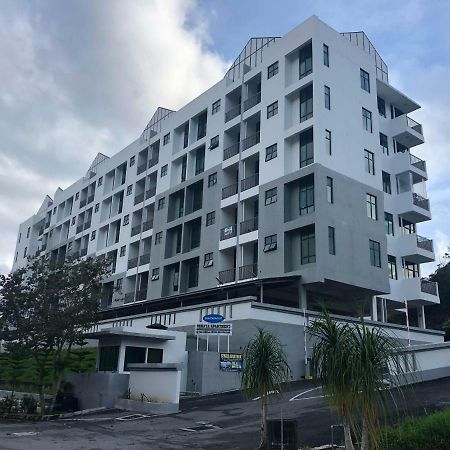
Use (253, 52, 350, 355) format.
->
(202, 313, 225, 323)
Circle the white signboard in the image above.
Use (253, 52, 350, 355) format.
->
(195, 323, 232, 336)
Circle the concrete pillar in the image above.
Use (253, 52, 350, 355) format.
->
(417, 305, 426, 329)
(118, 345, 126, 373)
(371, 296, 378, 322)
(298, 281, 307, 310)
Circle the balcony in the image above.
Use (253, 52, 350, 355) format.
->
(225, 104, 241, 122)
(412, 193, 429, 211)
(83, 221, 91, 230)
(134, 192, 144, 205)
(220, 224, 237, 240)
(148, 157, 159, 169)
(124, 292, 135, 304)
(410, 153, 426, 172)
(397, 191, 431, 223)
(241, 132, 260, 152)
(243, 92, 261, 112)
(239, 263, 258, 280)
(222, 183, 238, 200)
(241, 173, 259, 192)
(417, 235, 433, 253)
(396, 233, 434, 264)
(44, 220, 51, 229)
(137, 163, 147, 175)
(127, 257, 138, 269)
(80, 248, 88, 257)
(87, 195, 95, 204)
(223, 142, 240, 160)
(139, 253, 150, 266)
(421, 279, 438, 296)
(240, 216, 258, 234)
(218, 268, 236, 284)
(76, 225, 83, 234)
(80, 199, 87, 208)
(38, 228, 44, 236)
(142, 219, 153, 232)
(131, 224, 141, 237)
(386, 277, 439, 305)
(390, 114, 424, 148)
(145, 187, 156, 199)
(136, 289, 147, 301)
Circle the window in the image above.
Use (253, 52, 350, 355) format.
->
(147, 348, 163, 363)
(328, 226, 335, 255)
(265, 187, 277, 205)
(123, 346, 146, 372)
(403, 260, 419, 278)
(263, 234, 277, 252)
(325, 130, 331, 155)
(183, 122, 189, 148)
(382, 171, 391, 194)
(53, 207, 57, 215)
(23, 247, 27, 258)
(206, 211, 215, 226)
(27, 227, 30, 238)
(98, 176, 103, 187)
(388, 255, 397, 280)
(299, 175, 314, 215)
(326, 177, 334, 203)
(209, 135, 219, 150)
(377, 96, 386, 117)
(360, 69, 370, 92)
(208, 172, 217, 187)
(267, 61, 279, 79)
(18, 233, 21, 243)
(369, 240, 381, 267)
(67, 242, 72, 251)
(385, 212, 394, 236)
(366, 194, 377, 220)
(400, 218, 416, 235)
(364, 149, 375, 175)
(299, 43, 312, 79)
(195, 149, 205, 175)
(323, 44, 329, 66)
(71, 216, 76, 225)
(15, 252, 18, 262)
(158, 197, 165, 210)
(161, 164, 168, 177)
(300, 84, 313, 122)
(300, 128, 314, 167)
(126, 185, 132, 196)
(75, 192, 79, 201)
(211, 99, 221, 115)
(204, 252, 214, 268)
(91, 230, 96, 240)
(324, 85, 331, 109)
(151, 268, 160, 280)
(120, 246, 126, 257)
(163, 133, 170, 145)
(362, 108, 373, 132)
(301, 225, 315, 264)
(155, 231, 162, 244)
(129, 156, 135, 167)
(188, 260, 199, 288)
(98, 346, 119, 371)
(265, 144, 277, 161)
(379, 133, 388, 155)
(197, 112, 207, 140)
(123, 215, 129, 226)
(116, 278, 122, 290)
(267, 101, 278, 118)
(95, 203, 100, 213)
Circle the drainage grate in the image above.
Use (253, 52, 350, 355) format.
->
(180, 422, 221, 432)
(116, 414, 151, 421)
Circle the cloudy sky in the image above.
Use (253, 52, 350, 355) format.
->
(1, 0, 449, 275)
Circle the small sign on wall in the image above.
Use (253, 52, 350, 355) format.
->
(219, 353, 242, 372)
(195, 323, 232, 335)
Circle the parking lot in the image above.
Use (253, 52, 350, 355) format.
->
(1, 377, 450, 449)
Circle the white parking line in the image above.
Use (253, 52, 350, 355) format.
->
(252, 391, 277, 401)
(289, 386, 322, 402)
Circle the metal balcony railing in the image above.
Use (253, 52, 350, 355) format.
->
(127, 257, 138, 269)
(79, 199, 87, 208)
(243, 92, 261, 112)
(421, 279, 438, 296)
(76, 225, 83, 234)
(225, 104, 241, 122)
(134, 192, 144, 205)
(239, 263, 258, 280)
(148, 157, 159, 169)
(241, 173, 259, 191)
(146, 187, 156, 199)
(139, 253, 150, 265)
(83, 221, 91, 230)
(417, 235, 433, 252)
(142, 219, 153, 232)
(223, 142, 240, 160)
(412, 193, 430, 211)
(124, 292, 134, 304)
(137, 289, 147, 301)
(222, 183, 238, 199)
(87, 195, 95, 204)
(218, 268, 236, 284)
(137, 163, 147, 175)
(131, 224, 141, 237)
(240, 216, 258, 234)
(220, 224, 237, 240)
(410, 153, 426, 172)
(241, 132, 260, 152)
(407, 116, 423, 135)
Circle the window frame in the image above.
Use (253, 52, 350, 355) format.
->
(208, 172, 218, 187)
(163, 133, 170, 145)
(328, 226, 335, 255)
(211, 99, 221, 115)
(324, 85, 331, 110)
(369, 239, 381, 268)
(360, 68, 370, 92)
(161, 164, 168, 177)
(366, 193, 378, 220)
(263, 234, 278, 252)
(362, 108, 373, 133)
(265, 143, 278, 162)
(385, 212, 394, 236)
(323, 44, 329, 67)
(267, 61, 279, 79)
(364, 149, 375, 175)
(326, 177, 334, 204)
(267, 101, 279, 119)
(264, 187, 278, 205)
(203, 252, 214, 268)
(206, 211, 215, 226)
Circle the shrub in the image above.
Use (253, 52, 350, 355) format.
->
(378, 407, 450, 450)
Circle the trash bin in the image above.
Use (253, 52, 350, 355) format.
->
(266, 419, 297, 450)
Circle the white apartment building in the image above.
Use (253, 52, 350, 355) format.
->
(12, 17, 443, 381)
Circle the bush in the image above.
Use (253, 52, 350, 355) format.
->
(378, 407, 450, 450)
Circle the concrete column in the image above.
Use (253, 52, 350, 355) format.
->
(118, 345, 127, 373)
(417, 305, 426, 329)
(298, 281, 307, 310)
(371, 296, 378, 322)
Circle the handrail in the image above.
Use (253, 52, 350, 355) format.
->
(222, 183, 238, 199)
(243, 92, 261, 112)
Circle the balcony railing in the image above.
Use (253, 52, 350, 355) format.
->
(134, 192, 144, 205)
(139, 253, 150, 265)
(421, 279, 438, 296)
(239, 263, 258, 280)
(223, 142, 240, 160)
(148, 157, 159, 169)
(220, 224, 237, 240)
(241, 173, 259, 191)
(137, 163, 147, 175)
(407, 116, 423, 135)
(410, 153, 426, 172)
(124, 292, 134, 304)
(76, 225, 83, 234)
(225, 104, 241, 122)
(83, 221, 91, 230)
(241, 132, 260, 152)
(79, 199, 87, 208)
(240, 216, 258, 234)
(131, 224, 141, 237)
(87, 195, 95, 204)
(146, 187, 156, 199)
(243, 92, 261, 112)
(80, 248, 88, 257)
(137, 289, 147, 301)
(222, 183, 238, 200)
(127, 257, 138, 269)
(417, 235, 433, 252)
(412, 193, 430, 211)
(218, 268, 236, 284)
(142, 219, 153, 232)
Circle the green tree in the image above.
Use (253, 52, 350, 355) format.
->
(0, 255, 110, 411)
(241, 328, 291, 450)
(427, 260, 450, 338)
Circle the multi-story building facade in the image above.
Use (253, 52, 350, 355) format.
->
(13, 16, 440, 351)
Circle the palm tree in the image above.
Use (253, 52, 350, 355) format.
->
(308, 311, 357, 450)
(241, 328, 291, 450)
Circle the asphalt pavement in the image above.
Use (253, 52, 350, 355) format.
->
(0, 377, 449, 450)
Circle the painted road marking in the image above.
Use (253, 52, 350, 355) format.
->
(289, 386, 322, 402)
(252, 390, 276, 401)
(12, 432, 39, 437)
